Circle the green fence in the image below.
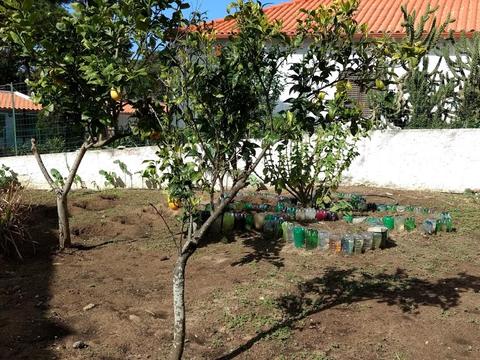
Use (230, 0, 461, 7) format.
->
(0, 82, 150, 157)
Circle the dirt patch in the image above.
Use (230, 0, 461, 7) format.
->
(1, 187, 480, 360)
(72, 196, 118, 211)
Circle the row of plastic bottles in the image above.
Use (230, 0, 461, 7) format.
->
(282, 222, 388, 254)
(345, 215, 417, 231)
(222, 203, 340, 223)
(232, 200, 439, 222)
(212, 210, 454, 240)
(334, 193, 436, 214)
(422, 212, 454, 234)
(348, 213, 454, 233)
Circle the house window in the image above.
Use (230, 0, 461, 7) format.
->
(346, 81, 372, 118)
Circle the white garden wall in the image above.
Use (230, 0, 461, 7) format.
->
(343, 129, 480, 192)
(0, 146, 159, 190)
(1, 129, 479, 192)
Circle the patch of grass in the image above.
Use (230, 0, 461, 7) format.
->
(223, 310, 277, 332)
(422, 258, 443, 274)
(258, 296, 277, 311)
(211, 288, 224, 301)
(394, 352, 409, 360)
(252, 314, 276, 330)
(234, 286, 254, 306)
(468, 318, 480, 325)
(440, 310, 454, 319)
(210, 334, 225, 349)
(285, 271, 302, 284)
(224, 313, 251, 330)
(266, 325, 291, 341)
(275, 350, 331, 360)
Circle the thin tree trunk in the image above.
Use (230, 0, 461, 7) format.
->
(31, 138, 89, 250)
(169, 147, 269, 359)
(56, 195, 71, 249)
(171, 252, 190, 360)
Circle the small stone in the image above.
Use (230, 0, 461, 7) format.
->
(72, 341, 87, 349)
(160, 256, 169, 261)
(425, 341, 429, 345)
(83, 303, 96, 311)
(129, 314, 141, 324)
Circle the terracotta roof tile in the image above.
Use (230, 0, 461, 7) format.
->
(212, 0, 480, 38)
(0, 90, 136, 115)
(0, 90, 42, 112)
(120, 103, 135, 114)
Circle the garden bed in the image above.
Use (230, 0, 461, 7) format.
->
(1, 186, 479, 360)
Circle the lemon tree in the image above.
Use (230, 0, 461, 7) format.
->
(0, 0, 189, 249)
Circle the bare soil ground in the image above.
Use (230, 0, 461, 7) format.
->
(1, 186, 480, 360)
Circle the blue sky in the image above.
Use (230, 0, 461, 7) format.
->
(185, 0, 286, 21)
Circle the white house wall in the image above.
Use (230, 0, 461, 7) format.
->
(276, 44, 458, 112)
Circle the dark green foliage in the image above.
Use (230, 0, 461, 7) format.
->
(0, 164, 19, 189)
(403, 57, 456, 129)
(369, 4, 455, 129)
(368, 89, 408, 127)
(136, 0, 292, 209)
(445, 33, 480, 128)
(1, 0, 187, 143)
(0, 0, 68, 84)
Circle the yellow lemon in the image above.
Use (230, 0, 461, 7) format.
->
(110, 88, 121, 101)
(168, 197, 181, 210)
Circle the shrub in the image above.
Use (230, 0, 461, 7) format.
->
(264, 123, 363, 207)
(0, 184, 31, 259)
(0, 165, 19, 190)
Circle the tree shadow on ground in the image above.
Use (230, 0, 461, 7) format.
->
(217, 267, 480, 360)
(0, 205, 72, 360)
(70, 238, 140, 251)
(230, 233, 286, 268)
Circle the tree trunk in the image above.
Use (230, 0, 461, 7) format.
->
(169, 148, 269, 359)
(56, 195, 71, 249)
(171, 252, 190, 360)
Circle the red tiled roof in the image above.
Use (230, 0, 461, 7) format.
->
(213, 0, 480, 39)
(0, 90, 42, 112)
(120, 103, 135, 114)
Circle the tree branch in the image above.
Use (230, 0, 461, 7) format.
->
(31, 138, 60, 194)
(150, 202, 181, 252)
(181, 146, 269, 255)
(63, 142, 89, 194)
(88, 133, 124, 149)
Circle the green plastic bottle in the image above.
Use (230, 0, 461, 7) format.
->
(343, 214, 354, 223)
(404, 217, 415, 231)
(245, 213, 254, 230)
(293, 226, 305, 249)
(445, 218, 453, 232)
(382, 216, 395, 230)
(222, 212, 235, 233)
(305, 229, 319, 250)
